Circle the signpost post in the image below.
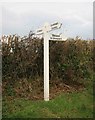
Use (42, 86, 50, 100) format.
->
(36, 22, 66, 101)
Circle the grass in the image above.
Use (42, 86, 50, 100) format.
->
(2, 79, 93, 118)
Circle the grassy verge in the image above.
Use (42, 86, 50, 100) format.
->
(2, 79, 93, 118)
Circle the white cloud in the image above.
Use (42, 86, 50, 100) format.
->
(1, 2, 93, 39)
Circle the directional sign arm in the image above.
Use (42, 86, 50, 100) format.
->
(35, 22, 62, 35)
(49, 33, 67, 41)
(50, 22, 62, 30)
(35, 28, 44, 35)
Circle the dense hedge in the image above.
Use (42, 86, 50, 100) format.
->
(2, 35, 93, 83)
(50, 40, 93, 82)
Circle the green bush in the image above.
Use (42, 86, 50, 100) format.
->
(2, 35, 93, 83)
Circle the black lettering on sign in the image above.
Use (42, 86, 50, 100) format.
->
(51, 22, 58, 26)
(37, 30, 43, 33)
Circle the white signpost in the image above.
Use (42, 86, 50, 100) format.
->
(35, 22, 66, 101)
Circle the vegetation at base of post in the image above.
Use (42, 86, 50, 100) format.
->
(2, 79, 93, 118)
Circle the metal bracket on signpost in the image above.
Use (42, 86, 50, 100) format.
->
(35, 22, 66, 101)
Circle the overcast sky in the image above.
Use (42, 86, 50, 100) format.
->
(1, 2, 93, 39)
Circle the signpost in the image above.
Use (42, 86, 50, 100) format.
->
(35, 22, 66, 101)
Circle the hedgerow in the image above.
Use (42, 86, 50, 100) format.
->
(2, 35, 93, 84)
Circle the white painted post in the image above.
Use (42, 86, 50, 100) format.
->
(44, 31, 49, 101)
(35, 22, 63, 101)
(43, 22, 51, 101)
